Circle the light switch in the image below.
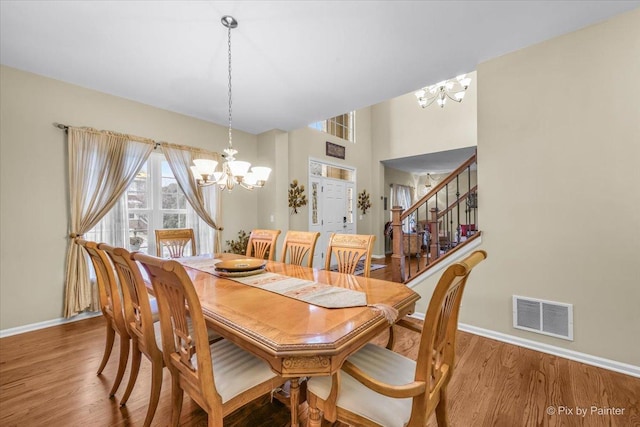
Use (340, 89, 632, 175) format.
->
(270, 214, 275, 223)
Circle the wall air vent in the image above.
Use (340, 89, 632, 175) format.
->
(513, 295, 573, 341)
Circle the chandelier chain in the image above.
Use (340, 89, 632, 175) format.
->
(190, 15, 271, 191)
(227, 23, 233, 148)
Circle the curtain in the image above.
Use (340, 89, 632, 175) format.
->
(161, 143, 223, 253)
(393, 184, 414, 233)
(64, 127, 154, 317)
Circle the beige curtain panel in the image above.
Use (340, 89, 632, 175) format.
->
(64, 127, 155, 317)
(161, 143, 223, 252)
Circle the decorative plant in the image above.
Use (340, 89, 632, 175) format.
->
(288, 179, 307, 214)
(357, 189, 371, 215)
(224, 229, 249, 255)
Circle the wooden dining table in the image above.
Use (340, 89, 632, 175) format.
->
(177, 253, 420, 427)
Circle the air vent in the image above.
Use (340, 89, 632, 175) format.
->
(513, 296, 573, 340)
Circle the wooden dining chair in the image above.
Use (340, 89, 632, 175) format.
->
(324, 233, 376, 277)
(307, 250, 487, 427)
(133, 252, 285, 427)
(246, 229, 281, 260)
(101, 244, 163, 426)
(280, 230, 320, 267)
(76, 239, 130, 397)
(155, 228, 196, 258)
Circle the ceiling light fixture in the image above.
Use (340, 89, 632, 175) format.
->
(424, 173, 433, 191)
(415, 74, 471, 109)
(191, 15, 271, 191)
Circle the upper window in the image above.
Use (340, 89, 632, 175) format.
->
(309, 111, 356, 142)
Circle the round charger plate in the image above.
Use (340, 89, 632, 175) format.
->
(213, 268, 266, 278)
(214, 258, 266, 272)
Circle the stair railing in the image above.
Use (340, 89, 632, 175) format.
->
(391, 153, 480, 283)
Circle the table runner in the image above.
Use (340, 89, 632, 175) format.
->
(178, 256, 365, 308)
(177, 256, 398, 322)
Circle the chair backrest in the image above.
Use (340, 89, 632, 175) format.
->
(133, 253, 220, 407)
(246, 229, 281, 260)
(324, 233, 376, 277)
(410, 250, 487, 425)
(155, 228, 196, 258)
(102, 244, 161, 358)
(76, 239, 127, 334)
(280, 231, 320, 267)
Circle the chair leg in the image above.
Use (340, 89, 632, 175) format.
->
(307, 394, 323, 427)
(170, 375, 183, 427)
(143, 359, 163, 427)
(119, 346, 142, 406)
(435, 389, 449, 427)
(109, 334, 130, 397)
(385, 325, 395, 350)
(97, 322, 115, 375)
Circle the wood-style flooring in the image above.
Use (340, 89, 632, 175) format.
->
(1, 315, 638, 426)
(1, 258, 638, 426)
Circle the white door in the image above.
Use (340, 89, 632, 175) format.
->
(310, 177, 355, 269)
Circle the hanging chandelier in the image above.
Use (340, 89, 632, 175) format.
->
(191, 15, 271, 191)
(415, 74, 471, 108)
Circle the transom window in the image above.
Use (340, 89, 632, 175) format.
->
(309, 111, 355, 142)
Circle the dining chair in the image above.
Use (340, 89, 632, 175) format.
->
(155, 228, 196, 258)
(280, 230, 320, 267)
(76, 239, 130, 397)
(101, 244, 163, 426)
(307, 250, 487, 427)
(133, 252, 285, 427)
(324, 233, 376, 277)
(246, 229, 281, 260)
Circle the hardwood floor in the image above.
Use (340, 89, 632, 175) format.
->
(1, 314, 637, 426)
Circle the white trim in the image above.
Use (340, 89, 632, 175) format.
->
(371, 254, 386, 259)
(405, 236, 483, 289)
(0, 311, 101, 338)
(405, 313, 639, 378)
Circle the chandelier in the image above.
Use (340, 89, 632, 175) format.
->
(191, 15, 271, 191)
(415, 74, 471, 108)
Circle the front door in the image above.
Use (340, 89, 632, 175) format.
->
(309, 161, 356, 269)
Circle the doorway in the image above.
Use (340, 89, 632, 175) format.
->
(308, 160, 356, 268)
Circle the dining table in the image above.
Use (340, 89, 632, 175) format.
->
(174, 253, 420, 427)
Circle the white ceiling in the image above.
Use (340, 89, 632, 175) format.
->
(1, 1, 637, 138)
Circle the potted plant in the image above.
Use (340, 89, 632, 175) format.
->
(224, 229, 249, 255)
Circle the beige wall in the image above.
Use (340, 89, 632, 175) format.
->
(3, 9, 639, 368)
(256, 130, 290, 259)
(412, 9, 640, 365)
(286, 107, 375, 239)
(372, 74, 478, 255)
(0, 66, 259, 329)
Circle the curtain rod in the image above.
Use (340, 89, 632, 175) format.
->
(53, 122, 161, 149)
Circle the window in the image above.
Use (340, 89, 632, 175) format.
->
(309, 111, 356, 142)
(86, 152, 207, 256)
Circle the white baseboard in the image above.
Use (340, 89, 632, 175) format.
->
(0, 311, 101, 339)
(407, 313, 639, 378)
(371, 254, 386, 259)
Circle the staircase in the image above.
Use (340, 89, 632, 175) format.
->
(391, 153, 480, 283)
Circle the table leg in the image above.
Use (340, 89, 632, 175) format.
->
(290, 377, 299, 427)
